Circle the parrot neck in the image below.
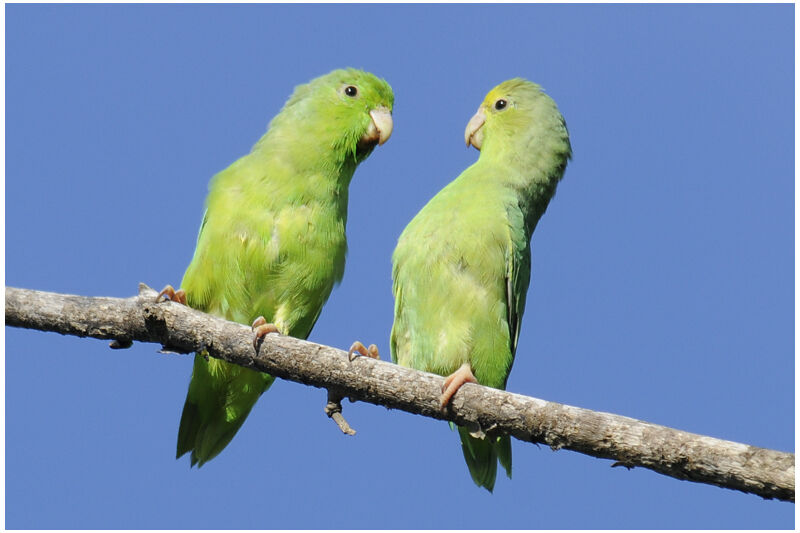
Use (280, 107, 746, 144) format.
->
(253, 120, 361, 180)
(253, 114, 365, 181)
(245, 124, 361, 226)
(478, 132, 570, 237)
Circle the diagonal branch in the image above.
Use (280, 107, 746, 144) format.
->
(4, 284, 795, 502)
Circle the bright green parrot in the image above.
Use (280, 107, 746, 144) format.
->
(164, 68, 394, 467)
(390, 79, 570, 491)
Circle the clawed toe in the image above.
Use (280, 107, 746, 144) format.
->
(347, 341, 380, 362)
(157, 285, 187, 305)
(251, 316, 280, 350)
(440, 362, 478, 409)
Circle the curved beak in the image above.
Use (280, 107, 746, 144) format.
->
(367, 106, 393, 146)
(464, 107, 486, 150)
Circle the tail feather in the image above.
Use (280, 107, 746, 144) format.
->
(176, 354, 274, 467)
(176, 397, 201, 461)
(190, 406, 251, 467)
(497, 433, 512, 479)
(457, 425, 512, 492)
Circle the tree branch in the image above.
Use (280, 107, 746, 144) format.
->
(5, 285, 794, 502)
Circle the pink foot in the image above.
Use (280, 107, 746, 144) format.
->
(251, 316, 280, 350)
(157, 285, 187, 305)
(440, 362, 478, 408)
(347, 341, 380, 362)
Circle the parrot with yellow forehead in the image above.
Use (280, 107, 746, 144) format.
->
(162, 68, 394, 467)
(390, 78, 570, 491)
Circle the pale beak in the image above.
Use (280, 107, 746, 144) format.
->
(366, 106, 393, 146)
(464, 107, 486, 150)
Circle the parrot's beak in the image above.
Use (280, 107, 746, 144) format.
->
(366, 107, 393, 146)
(464, 108, 486, 150)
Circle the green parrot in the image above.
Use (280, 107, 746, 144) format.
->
(164, 68, 394, 467)
(390, 79, 570, 491)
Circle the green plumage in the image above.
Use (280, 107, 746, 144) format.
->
(390, 79, 570, 491)
(176, 68, 393, 466)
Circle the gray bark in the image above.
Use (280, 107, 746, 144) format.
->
(5, 284, 794, 502)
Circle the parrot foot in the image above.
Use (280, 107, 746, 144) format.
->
(156, 285, 187, 305)
(251, 316, 280, 351)
(347, 341, 380, 362)
(440, 362, 478, 409)
(325, 389, 356, 436)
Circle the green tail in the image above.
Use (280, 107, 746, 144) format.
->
(457, 425, 512, 492)
(176, 354, 274, 467)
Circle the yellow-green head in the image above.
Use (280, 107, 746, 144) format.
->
(464, 78, 570, 164)
(262, 68, 394, 164)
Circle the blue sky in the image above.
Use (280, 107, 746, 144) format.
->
(5, 3, 794, 529)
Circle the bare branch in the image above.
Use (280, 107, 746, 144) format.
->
(325, 389, 357, 435)
(5, 285, 794, 502)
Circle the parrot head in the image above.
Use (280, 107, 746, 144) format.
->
(271, 68, 394, 163)
(464, 78, 569, 160)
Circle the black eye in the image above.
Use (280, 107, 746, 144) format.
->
(345, 86, 358, 97)
(495, 99, 507, 110)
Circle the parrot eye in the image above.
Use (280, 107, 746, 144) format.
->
(344, 86, 359, 97)
(495, 99, 508, 111)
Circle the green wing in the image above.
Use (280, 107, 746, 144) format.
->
(502, 203, 532, 387)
